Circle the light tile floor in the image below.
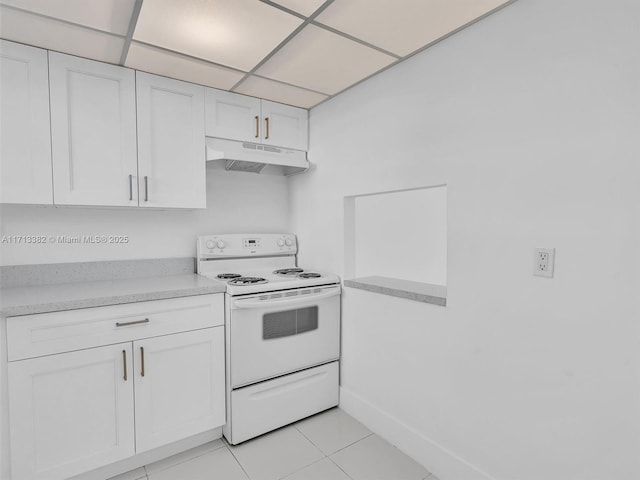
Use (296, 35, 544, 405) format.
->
(109, 408, 440, 480)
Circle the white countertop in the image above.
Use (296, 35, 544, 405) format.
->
(0, 274, 226, 317)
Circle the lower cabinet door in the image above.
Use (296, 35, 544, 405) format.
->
(8, 343, 135, 480)
(133, 327, 225, 452)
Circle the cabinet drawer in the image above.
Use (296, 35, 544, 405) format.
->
(7, 294, 223, 361)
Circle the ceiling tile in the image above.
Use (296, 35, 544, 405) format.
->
(0, 6, 124, 63)
(235, 76, 328, 109)
(269, 0, 326, 17)
(0, 0, 135, 35)
(133, 0, 303, 71)
(256, 24, 395, 95)
(315, 0, 510, 56)
(125, 42, 245, 90)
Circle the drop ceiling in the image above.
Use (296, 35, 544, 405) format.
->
(0, 0, 512, 109)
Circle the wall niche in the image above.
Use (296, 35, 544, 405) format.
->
(344, 185, 447, 306)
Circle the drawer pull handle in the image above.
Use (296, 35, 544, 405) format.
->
(122, 350, 127, 381)
(116, 318, 150, 327)
(265, 117, 270, 139)
(255, 115, 259, 138)
(144, 176, 149, 202)
(128, 174, 133, 201)
(140, 346, 145, 377)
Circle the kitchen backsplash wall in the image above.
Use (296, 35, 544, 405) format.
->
(290, 0, 640, 479)
(0, 164, 290, 266)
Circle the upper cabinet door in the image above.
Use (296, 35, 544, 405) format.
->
(49, 52, 138, 206)
(205, 88, 261, 142)
(136, 72, 206, 209)
(0, 40, 53, 205)
(260, 100, 308, 151)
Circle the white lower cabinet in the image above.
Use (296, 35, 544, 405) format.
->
(8, 343, 136, 480)
(134, 328, 225, 453)
(6, 295, 225, 480)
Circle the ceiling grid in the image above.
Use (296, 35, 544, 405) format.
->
(0, 0, 515, 108)
(119, 0, 144, 65)
(228, 0, 335, 92)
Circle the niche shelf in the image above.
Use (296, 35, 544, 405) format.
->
(344, 185, 447, 307)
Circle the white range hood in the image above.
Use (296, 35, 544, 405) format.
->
(205, 137, 309, 176)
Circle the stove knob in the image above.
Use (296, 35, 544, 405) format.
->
(216, 240, 225, 249)
(277, 239, 285, 247)
(206, 240, 215, 249)
(285, 238, 293, 246)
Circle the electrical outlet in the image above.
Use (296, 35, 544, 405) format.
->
(534, 248, 555, 277)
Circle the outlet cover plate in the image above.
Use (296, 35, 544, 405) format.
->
(534, 247, 555, 278)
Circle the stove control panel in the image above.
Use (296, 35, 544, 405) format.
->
(243, 238, 262, 249)
(197, 234, 297, 258)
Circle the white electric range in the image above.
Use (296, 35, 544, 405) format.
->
(197, 233, 341, 445)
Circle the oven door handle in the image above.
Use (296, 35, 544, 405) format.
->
(232, 286, 341, 309)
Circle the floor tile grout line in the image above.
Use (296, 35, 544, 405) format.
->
(224, 443, 252, 480)
(292, 423, 330, 458)
(327, 432, 375, 457)
(277, 456, 329, 480)
(326, 455, 357, 480)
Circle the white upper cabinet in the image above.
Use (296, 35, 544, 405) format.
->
(205, 89, 261, 143)
(49, 52, 138, 206)
(205, 88, 308, 151)
(0, 40, 53, 205)
(261, 99, 308, 151)
(136, 72, 206, 209)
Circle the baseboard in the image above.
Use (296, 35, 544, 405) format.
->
(69, 428, 222, 480)
(339, 387, 497, 480)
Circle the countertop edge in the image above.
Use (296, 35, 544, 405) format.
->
(344, 277, 447, 307)
(1, 275, 227, 317)
(1, 286, 223, 317)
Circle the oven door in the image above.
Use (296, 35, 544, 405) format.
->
(229, 284, 341, 388)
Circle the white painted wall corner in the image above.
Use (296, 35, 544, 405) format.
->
(339, 387, 498, 480)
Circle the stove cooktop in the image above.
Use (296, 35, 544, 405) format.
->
(202, 267, 340, 295)
(227, 277, 268, 286)
(216, 273, 242, 280)
(273, 268, 304, 276)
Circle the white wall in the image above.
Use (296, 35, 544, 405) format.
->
(290, 1, 640, 479)
(0, 164, 289, 266)
(352, 186, 447, 285)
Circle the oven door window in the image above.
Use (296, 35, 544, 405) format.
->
(263, 306, 318, 340)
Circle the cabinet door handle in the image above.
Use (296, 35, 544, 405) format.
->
(116, 318, 150, 327)
(144, 176, 149, 202)
(128, 174, 133, 201)
(254, 115, 259, 138)
(140, 346, 145, 377)
(122, 350, 127, 381)
(264, 117, 270, 139)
